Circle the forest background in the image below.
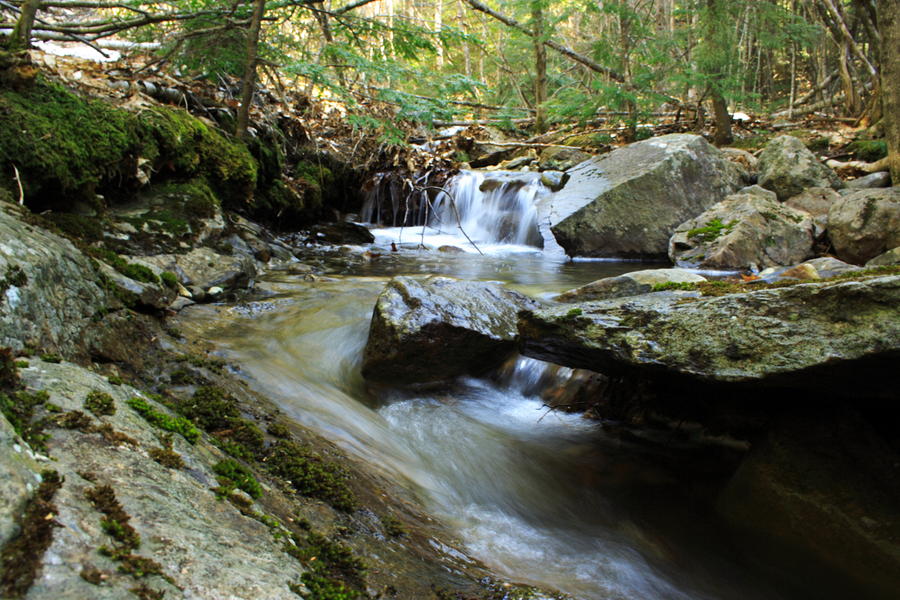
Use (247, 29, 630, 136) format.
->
(1, 0, 898, 181)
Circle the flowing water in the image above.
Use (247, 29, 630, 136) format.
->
(180, 173, 845, 599)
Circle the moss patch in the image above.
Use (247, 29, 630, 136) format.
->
(0, 471, 63, 598)
(265, 440, 357, 512)
(213, 459, 262, 499)
(126, 396, 200, 443)
(686, 218, 737, 243)
(84, 390, 116, 416)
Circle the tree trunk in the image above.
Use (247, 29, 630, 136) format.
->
(880, 0, 900, 182)
(711, 90, 733, 145)
(10, 0, 42, 49)
(235, 0, 266, 139)
(705, 0, 732, 145)
(532, 0, 547, 133)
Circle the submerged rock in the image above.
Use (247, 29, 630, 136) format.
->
(669, 187, 815, 270)
(362, 276, 539, 384)
(518, 275, 900, 398)
(757, 135, 843, 200)
(828, 188, 900, 265)
(539, 134, 742, 259)
(556, 268, 706, 303)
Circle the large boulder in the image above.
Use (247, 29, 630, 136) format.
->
(717, 411, 900, 600)
(1, 202, 109, 354)
(362, 276, 539, 384)
(828, 188, 900, 264)
(556, 268, 706, 303)
(537, 134, 742, 259)
(784, 187, 841, 236)
(132, 247, 257, 296)
(669, 187, 815, 270)
(518, 275, 900, 398)
(757, 135, 843, 200)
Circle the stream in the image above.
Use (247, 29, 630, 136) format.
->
(178, 172, 842, 599)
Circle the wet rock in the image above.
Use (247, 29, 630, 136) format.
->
(6, 361, 306, 599)
(757, 135, 843, 200)
(717, 411, 900, 599)
(784, 187, 841, 235)
(95, 262, 176, 312)
(845, 171, 891, 189)
(759, 257, 862, 282)
(556, 268, 706, 303)
(828, 188, 900, 264)
(308, 222, 375, 245)
(362, 276, 540, 384)
(539, 171, 568, 191)
(539, 134, 742, 259)
(669, 188, 814, 270)
(518, 275, 900, 398)
(133, 248, 257, 296)
(866, 247, 900, 267)
(437, 245, 465, 254)
(1, 202, 109, 354)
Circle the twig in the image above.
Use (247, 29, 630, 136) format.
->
(12, 165, 24, 205)
(420, 185, 483, 255)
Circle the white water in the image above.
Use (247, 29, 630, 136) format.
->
(365, 170, 562, 256)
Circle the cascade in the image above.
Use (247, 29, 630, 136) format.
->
(362, 170, 552, 249)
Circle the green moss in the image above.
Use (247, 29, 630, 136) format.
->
(126, 396, 200, 443)
(213, 459, 262, 500)
(0, 388, 51, 450)
(120, 263, 159, 285)
(149, 435, 184, 469)
(107, 375, 124, 386)
(0, 471, 63, 598)
(130, 583, 165, 600)
(686, 218, 737, 243)
(0, 78, 143, 204)
(380, 514, 407, 538)
(180, 386, 239, 430)
(0, 347, 19, 390)
(1, 265, 28, 305)
(292, 573, 357, 600)
(160, 271, 178, 289)
(265, 440, 357, 512)
(85, 484, 141, 555)
(84, 390, 116, 416)
(266, 421, 291, 438)
(651, 281, 699, 292)
(56, 410, 94, 430)
(39, 354, 62, 364)
(285, 531, 366, 588)
(44, 213, 105, 242)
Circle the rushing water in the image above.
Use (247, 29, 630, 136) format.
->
(178, 175, 853, 599)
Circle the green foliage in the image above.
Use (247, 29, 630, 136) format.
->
(651, 281, 699, 292)
(126, 396, 200, 443)
(848, 139, 887, 162)
(180, 386, 239, 430)
(88, 248, 159, 284)
(84, 390, 116, 417)
(213, 459, 263, 499)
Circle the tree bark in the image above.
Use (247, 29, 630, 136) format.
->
(711, 90, 733, 145)
(705, 0, 732, 145)
(879, 0, 900, 182)
(9, 0, 41, 49)
(531, 0, 547, 133)
(236, 0, 266, 139)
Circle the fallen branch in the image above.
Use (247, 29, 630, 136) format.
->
(825, 156, 889, 174)
(474, 141, 587, 150)
(12, 165, 24, 205)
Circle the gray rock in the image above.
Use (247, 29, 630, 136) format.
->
(95, 262, 176, 312)
(784, 187, 841, 235)
(9, 361, 306, 600)
(757, 257, 862, 283)
(538, 134, 742, 259)
(720, 147, 759, 177)
(556, 268, 706, 303)
(538, 147, 591, 171)
(134, 247, 257, 294)
(518, 275, 900, 398)
(0, 410, 43, 549)
(845, 171, 891, 189)
(717, 411, 900, 599)
(669, 190, 815, 271)
(757, 135, 843, 200)
(866, 246, 900, 266)
(362, 276, 540, 384)
(1, 202, 109, 354)
(308, 222, 375, 245)
(828, 188, 900, 264)
(539, 171, 568, 191)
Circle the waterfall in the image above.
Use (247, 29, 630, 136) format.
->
(431, 170, 547, 247)
(363, 170, 552, 249)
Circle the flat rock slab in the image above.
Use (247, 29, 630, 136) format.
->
(518, 275, 900, 398)
(538, 134, 742, 259)
(556, 268, 706, 303)
(362, 276, 540, 384)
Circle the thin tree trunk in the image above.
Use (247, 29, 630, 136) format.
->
(10, 0, 42, 49)
(532, 0, 547, 133)
(711, 90, 733, 145)
(236, 0, 266, 139)
(879, 0, 900, 182)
